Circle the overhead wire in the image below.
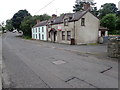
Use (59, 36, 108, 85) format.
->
(35, 0, 56, 14)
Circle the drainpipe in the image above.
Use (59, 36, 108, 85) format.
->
(74, 21, 76, 44)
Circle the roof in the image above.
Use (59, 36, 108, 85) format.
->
(48, 9, 91, 25)
(99, 26, 109, 31)
(51, 15, 65, 24)
(33, 20, 47, 28)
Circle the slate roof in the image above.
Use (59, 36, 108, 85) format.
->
(33, 20, 47, 28)
(49, 9, 90, 25)
(33, 9, 98, 27)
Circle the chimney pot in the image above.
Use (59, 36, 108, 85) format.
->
(36, 20, 40, 24)
(52, 14, 57, 18)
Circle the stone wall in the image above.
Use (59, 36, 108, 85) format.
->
(107, 37, 120, 58)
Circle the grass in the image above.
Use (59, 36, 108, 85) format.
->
(87, 43, 98, 45)
(22, 36, 31, 40)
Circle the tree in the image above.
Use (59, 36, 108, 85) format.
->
(73, 0, 98, 16)
(100, 14, 116, 32)
(33, 14, 51, 21)
(20, 16, 34, 37)
(116, 16, 120, 30)
(73, 1, 84, 12)
(11, 9, 31, 31)
(20, 14, 51, 37)
(99, 3, 118, 19)
(5, 19, 13, 31)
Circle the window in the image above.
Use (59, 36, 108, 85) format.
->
(42, 34, 44, 40)
(42, 27, 44, 32)
(36, 28, 37, 33)
(64, 18, 68, 26)
(36, 34, 37, 39)
(67, 31, 71, 41)
(62, 31, 65, 40)
(39, 28, 40, 32)
(81, 18, 85, 26)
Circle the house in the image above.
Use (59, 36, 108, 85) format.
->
(32, 20, 47, 41)
(47, 9, 100, 45)
(118, 1, 120, 11)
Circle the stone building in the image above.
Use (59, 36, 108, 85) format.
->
(47, 9, 100, 45)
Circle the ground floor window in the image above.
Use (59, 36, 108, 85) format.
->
(67, 31, 71, 41)
(36, 34, 37, 39)
(42, 34, 44, 40)
(62, 31, 65, 40)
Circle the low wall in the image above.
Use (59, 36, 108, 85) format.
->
(107, 37, 120, 58)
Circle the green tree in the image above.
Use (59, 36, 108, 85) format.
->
(73, 0, 98, 16)
(73, 2, 84, 12)
(99, 3, 118, 19)
(5, 19, 13, 31)
(11, 9, 31, 31)
(116, 16, 120, 30)
(100, 14, 116, 32)
(20, 16, 34, 37)
(20, 14, 51, 37)
(33, 14, 51, 21)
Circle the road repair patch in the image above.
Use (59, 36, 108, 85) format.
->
(65, 77, 97, 88)
(52, 60, 66, 65)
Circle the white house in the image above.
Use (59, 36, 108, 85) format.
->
(118, 1, 120, 10)
(32, 21, 47, 41)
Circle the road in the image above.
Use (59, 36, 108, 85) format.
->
(2, 32, 118, 88)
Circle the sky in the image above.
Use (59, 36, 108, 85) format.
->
(0, 0, 119, 23)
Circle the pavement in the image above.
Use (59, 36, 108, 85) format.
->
(0, 34, 2, 90)
(2, 32, 118, 88)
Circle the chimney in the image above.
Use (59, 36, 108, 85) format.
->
(83, 3, 91, 11)
(52, 14, 57, 18)
(36, 20, 40, 24)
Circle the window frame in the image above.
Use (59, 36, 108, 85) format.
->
(81, 18, 85, 26)
(67, 31, 71, 41)
(62, 31, 65, 40)
(42, 34, 44, 40)
(64, 18, 69, 26)
(42, 27, 44, 32)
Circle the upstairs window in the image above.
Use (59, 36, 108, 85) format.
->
(39, 28, 40, 32)
(81, 18, 85, 26)
(36, 28, 37, 33)
(42, 27, 44, 32)
(64, 18, 69, 26)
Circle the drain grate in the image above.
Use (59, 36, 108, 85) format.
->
(52, 60, 66, 65)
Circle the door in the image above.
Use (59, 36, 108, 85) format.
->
(39, 33, 41, 40)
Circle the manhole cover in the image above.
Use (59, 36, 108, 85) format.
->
(52, 60, 66, 65)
